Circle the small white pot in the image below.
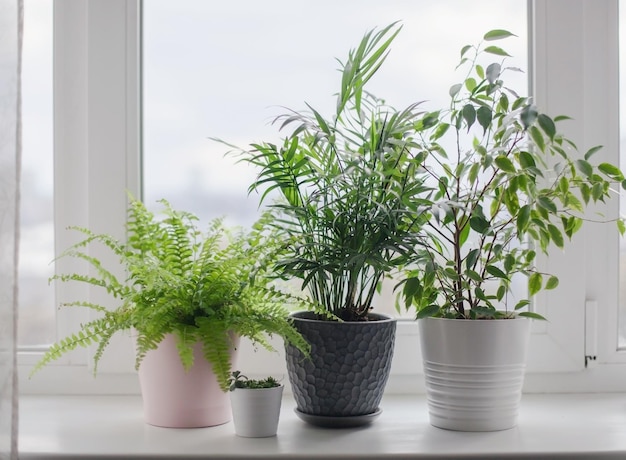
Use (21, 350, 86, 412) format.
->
(230, 384, 284, 437)
(419, 316, 531, 431)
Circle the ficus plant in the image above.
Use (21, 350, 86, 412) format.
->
(398, 29, 626, 320)
(30, 199, 311, 390)
(217, 22, 431, 321)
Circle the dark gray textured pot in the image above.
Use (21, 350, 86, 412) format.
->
(285, 311, 396, 419)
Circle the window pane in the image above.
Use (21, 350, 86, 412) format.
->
(19, 0, 55, 347)
(142, 0, 527, 316)
(618, 5, 626, 348)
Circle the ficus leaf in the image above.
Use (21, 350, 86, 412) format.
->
(529, 273, 543, 296)
(537, 196, 557, 213)
(483, 29, 516, 41)
(460, 44, 472, 58)
(477, 106, 492, 133)
(466, 248, 480, 269)
(584, 145, 603, 160)
(537, 114, 556, 140)
(462, 104, 476, 130)
(599, 162, 624, 180)
(520, 105, 538, 130)
(484, 45, 511, 57)
(449, 83, 462, 98)
(547, 224, 564, 248)
(469, 216, 490, 234)
(486, 62, 501, 84)
(517, 205, 530, 235)
(529, 126, 545, 152)
(486, 265, 508, 279)
(494, 155, 516, 173)
(416, 304, 441, 319)
(545, 275, 559, 290)
(518, 311, 547, 320)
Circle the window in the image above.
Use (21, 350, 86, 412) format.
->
(19, 0, 626, 395)
(142, 0, 528, 319)
(19, 0, 54, 348)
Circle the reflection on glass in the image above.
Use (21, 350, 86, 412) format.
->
(19, 0, 55, 347)
(142, 0, 527, 316)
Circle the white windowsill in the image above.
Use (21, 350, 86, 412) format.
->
(18, 393, 626, 459)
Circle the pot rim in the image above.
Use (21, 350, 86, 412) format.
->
(230, 384, 284, 392)
(289, 310, 396, 324)
(419, 313, 531, 322)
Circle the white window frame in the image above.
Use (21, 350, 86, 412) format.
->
(18, 0, 626, 395)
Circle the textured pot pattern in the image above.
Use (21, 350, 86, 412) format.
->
(230, 385, 284, 437)
(137, 333, 240, 428)
(285, 311, 396, 417)
(419, 316, 531, 431)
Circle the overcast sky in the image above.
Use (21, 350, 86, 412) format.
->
(142, 0, 527, 226)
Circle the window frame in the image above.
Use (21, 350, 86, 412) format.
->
(18, 0, 626, 395)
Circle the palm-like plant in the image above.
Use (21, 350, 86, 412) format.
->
(220, 23, 430, 321)
(31, 199, 310, 390)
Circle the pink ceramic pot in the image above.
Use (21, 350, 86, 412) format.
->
(137, 333, 240, 428)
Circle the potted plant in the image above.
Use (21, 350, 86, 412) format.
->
(398, 30, 626, 431)
(228, 370, 284, 437)
(30, 198, 310, 428)
(217, 23, 430, 427)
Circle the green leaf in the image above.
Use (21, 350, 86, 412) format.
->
(483, 29, 516, 41)
(465, 77, 477, 92)
(514, 299, 530, 310)
(499, 93, 509, 112)
(431, 122, 450, 141)
(576, 159, 593, 177)
(618, 219, 626, 236)
(469, 215, 490, 234)
(476, 64, 485, 80)
(449, 83, 462, 98)
(468, 162, 480, 185)
(537, 114, 556, 140)
(548, 224, 564, 248)
(517, 205, 530, 235)
(460, 44, 472, 58)
(529, 272, 543, 296)
(484, 45, 511, 57)
(520, 105, 538, 130)
(545, 275, 559, 290)
(477, 106, 492, 132)
(466, 269, 483, 282)
(495, 155, 516, 173)
(599, 162, 624, 180)
(584, 145, 603, 160)
(486, 265, 508, 279)
(529, 126, 545, 152)
(518, 311, 547, 320)
(466, 248, 480, 269)
(416, 304, 441, 319)
(459, 221, 471, 247)
(462, 104, 476, 130)
(485, 63, 501, 84)
(537, 196, 557, 213)
(519, 151, 536, 169)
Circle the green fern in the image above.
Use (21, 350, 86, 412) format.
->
(31, 198, 311, 390)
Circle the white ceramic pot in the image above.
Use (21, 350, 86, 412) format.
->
(230, 384, 284, 437)
(137, 333, 240, 428)
(418, 316, 531, 431)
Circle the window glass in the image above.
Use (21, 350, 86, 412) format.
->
(618, 0, 626, 348)
(142, 0, 527, 316)
(19, 0, 55, 347)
